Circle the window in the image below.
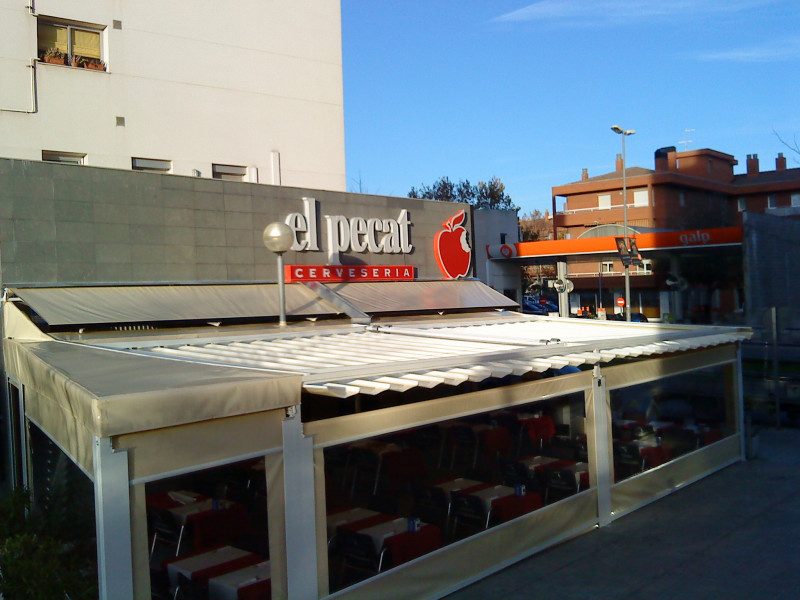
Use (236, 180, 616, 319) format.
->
(132, 157, 171, 173)
(792, 193, 800, 208)
(212, 164, 247, 181)
(637, 260, 652, 274)
(767, 195, 777, 209)
(737, 197, 746, 212)
(679, 191, 686, 207)
(633, 190, 649, 208)
(601, 261, 614, 274)
(37, 18, 105, 69)
(598, 194, 611, 209)
(42, 150, 85, 165)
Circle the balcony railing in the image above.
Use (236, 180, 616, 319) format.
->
(558, 202, 641, 215)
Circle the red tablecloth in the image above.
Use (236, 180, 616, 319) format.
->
(491, 492, 542, 521)
(640, 445, 671, 468)
(383, 524, 443, 566)
(193, 554, 264, 583)
(237, 578, 271, 600)
(481, 426, 513, 458)
(338, 512, 396, 534)
(189, 503, 252, 550)
(524, 415, 556, 447)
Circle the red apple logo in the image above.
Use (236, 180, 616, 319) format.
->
(434, 210, 472, 279)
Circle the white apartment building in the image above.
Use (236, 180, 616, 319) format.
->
(0, 0, 346, 190)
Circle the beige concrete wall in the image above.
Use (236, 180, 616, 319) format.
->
(0, 159, 470, 285)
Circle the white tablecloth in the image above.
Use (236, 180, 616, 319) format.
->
(168, 498, 233, 525)
(167, 546, 251, 587)
(433, 478, 481, 497)
(518, 455, 559, 471)
(467, 485, 513, 511)
(208, 561, 271, 600)
(357, 517, 408, 553)
(326, 507, 379, 538)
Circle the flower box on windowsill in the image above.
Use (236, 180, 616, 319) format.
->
(85, 60, 106, 71)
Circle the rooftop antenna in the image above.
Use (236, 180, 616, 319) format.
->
(679, 128, 695, 151)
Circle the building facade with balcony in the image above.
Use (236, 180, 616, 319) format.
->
(547, 146, 800, 321)
(0, 0, 346, 191)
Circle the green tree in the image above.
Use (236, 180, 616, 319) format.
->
(0, 488, 98, 600)
(518, 209, 552, 242)
(409, 176, 518, 211)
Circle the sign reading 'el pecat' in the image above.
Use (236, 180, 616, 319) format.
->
(285, 265, 415, 283)
(284, 198, 413, 264)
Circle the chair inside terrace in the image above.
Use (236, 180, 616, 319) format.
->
(174, 573, 207, 600)
(337, 531, 389, 586)
(449, 425, 481, 470)
(614, 443, 644, 481)
(412, 486, 451, 535)
(544, 469, 579, 504)
(451, 493, 491, 538)
(149, 508, 187, 559)
(501, 460, 542, 496)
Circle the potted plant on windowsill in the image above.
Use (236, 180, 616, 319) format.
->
(84, 58, 106, 71)
(68, 54, 85, 68)
(42, 47, 65, 65)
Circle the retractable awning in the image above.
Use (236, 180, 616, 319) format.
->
(138, 317, 751, 399)
(9, 284, 344, 326)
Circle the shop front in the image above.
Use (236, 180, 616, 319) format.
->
(3, 280, 749, 599)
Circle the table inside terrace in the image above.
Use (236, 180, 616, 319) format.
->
(168, 500, 251, 550)
(166, 546, 264, 587)
(208, 560, 271, 600)
(340, 514, 442, 566)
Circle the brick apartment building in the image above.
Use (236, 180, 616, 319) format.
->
(546, 146, 800, 321)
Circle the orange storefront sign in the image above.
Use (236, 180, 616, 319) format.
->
(514, 227, 742, 258)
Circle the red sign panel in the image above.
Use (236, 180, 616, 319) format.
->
(285, 265, 415, 283)
(616, 297, 626, 307)
(434, 210, 472, 279)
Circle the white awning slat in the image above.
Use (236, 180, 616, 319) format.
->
(372, 376, 419, 392)
(426, 370, 471, 385)
(399, 373, 447, 388)
(445, 367, 492, 382)
(302, 383, 360, 398)
(528, 359, 555, 372)
(341, 379, 393, 395)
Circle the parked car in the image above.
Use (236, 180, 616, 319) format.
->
(609, 312, 649, 322)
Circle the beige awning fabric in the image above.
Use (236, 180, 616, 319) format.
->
(3, 300, 54, 342)
(3, 338, 300, 474)
(9, 284, 343, 326)
(321, 280, 519, 314)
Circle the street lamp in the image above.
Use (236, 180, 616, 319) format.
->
(611, 125, 636, 321)
(263, 222, 294, 326)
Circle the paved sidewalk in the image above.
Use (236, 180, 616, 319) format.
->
(445, 428, 800, 600)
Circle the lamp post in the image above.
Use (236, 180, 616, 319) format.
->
(263, 222, 294, 326)
(611, 125, 635, 322)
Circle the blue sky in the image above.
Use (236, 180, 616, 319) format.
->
(341, 0, 800, 216)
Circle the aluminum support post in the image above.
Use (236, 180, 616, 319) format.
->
(557, 261, 569, 317)
(589, 367, 613, 525)
(93, 437, 134, 600)
(282, 406, 318, 600)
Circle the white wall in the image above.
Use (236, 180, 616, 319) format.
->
(0, 0, 346, 191)
(472, 208, 521, 301)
